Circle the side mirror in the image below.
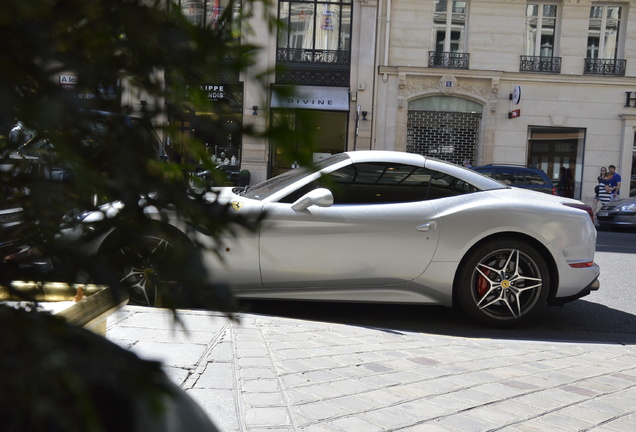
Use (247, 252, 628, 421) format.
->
(291, 188, 334, 211)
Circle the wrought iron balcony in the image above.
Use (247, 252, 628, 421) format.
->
(520, 55, 561, 73)
(428, 51, 470, 69)
(584, 58, 626, 76)
(276, 47, 351, 86)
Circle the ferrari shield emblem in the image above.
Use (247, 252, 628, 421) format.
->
(231, 201, 243, 211)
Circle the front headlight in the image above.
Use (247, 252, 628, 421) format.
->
(616, 203, 636, 212)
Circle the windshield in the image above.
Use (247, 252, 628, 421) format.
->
(242, 153, 349, 200)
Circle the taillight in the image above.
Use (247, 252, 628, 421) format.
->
(551, 187, 557, 195)
(563, 203, 595, 223)
(569, 261, 594, 268)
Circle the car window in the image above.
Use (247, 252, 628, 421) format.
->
(494, 168, 547, 186)
(242, 153, 349, 200)
(280, 162, 477, 204)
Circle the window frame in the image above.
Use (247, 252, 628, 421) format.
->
(524, 2, 561, 58)
(433, 0, 469, 54)
(277, 0, 352, 54)
(587, 4, 624, 60)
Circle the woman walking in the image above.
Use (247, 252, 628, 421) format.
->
(596, 167, 613, 210)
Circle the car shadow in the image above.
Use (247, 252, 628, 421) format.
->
(237, 299, 636, 346)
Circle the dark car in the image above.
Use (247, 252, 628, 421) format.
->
(472, 164, 557, 195)
(596, 197, 636, 230)
(0, 111, 167, 269)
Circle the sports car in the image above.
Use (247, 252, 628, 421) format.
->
(62, 151, 600, 327)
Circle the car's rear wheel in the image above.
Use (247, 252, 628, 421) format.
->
(456, 240, 550, 327)
(99, 223, 194, 307)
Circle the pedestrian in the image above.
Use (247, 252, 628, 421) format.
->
(593, 167, 607, 211)
(462, 158, 473, 169)
(607, 164, 622, 201)
(596, 168, 613, 209)
(558, 166, 573, 197)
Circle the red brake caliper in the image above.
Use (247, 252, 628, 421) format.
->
(477, 269, 490, 297)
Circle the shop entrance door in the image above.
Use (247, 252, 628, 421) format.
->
(269, 110, 348, 178)
(527, 127, 585, 199)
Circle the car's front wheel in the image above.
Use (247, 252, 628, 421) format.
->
(98, 223, 194, 307)
(456, 239, 550, 327)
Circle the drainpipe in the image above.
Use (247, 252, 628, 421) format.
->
(384, 0, 391, 68)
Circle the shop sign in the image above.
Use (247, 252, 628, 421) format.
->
(59, 74, 78, 88)
(625, 91, 636, 107)
(200, 84, 226, 100)
(271, 86, 349, 111)
(58, 74, 119, 102)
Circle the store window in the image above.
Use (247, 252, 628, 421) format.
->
(433, 0, 468, 54)
(527, 126, 585, 199)
(269, 109, 347, 178)
(524, 3, 559, 58)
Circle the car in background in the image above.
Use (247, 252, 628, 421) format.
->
(472, 164, 557, 195)
(63, 151, 599, 327)
(0, 111, 167, 270)
(596, 197, 636, 230)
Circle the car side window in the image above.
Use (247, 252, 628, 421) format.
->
(494, 168, 546, 186)
(280, 162, 477, 204)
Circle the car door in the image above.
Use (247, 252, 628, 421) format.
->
(258, 161, 443, 290)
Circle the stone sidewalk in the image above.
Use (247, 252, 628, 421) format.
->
(106, 306, 636, 432)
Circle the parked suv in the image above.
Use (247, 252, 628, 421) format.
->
(472, 164, 557, 195)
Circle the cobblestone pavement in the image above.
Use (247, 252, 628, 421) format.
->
(106, 306, 636, 432)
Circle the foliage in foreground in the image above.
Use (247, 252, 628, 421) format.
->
(0, 0, 313, 308)
(0, 1, 315, 430)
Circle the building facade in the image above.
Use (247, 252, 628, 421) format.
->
(372, 0, 636, 203)
(164, 1, 636, 201)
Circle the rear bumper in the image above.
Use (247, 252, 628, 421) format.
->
(596, 213, 636, 227)
(549, 277, 600, 306)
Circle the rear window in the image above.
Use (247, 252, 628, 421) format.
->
(494, 168, 547, 186)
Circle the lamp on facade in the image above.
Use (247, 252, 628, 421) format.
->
(252, 105, 258, 115)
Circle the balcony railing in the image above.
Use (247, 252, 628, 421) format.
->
(584, 58, 626, 76)
(428, 51, 470, 69)
(276, 47, 351, 66)
(520, 55, 561, 73)
(275, 47, 351, 86)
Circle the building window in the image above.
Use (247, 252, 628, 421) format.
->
(429, 1, 470, 69)
(521, 3, 560, 72)
(278, 0, 352, 58)
(587, 5, 622, 60)
(585, 5, 626, 76)
(276, 0, 352, 86)
(524, 3, 558, 58)
(177, 0, 237, 28)
(433, 0, 467, 54)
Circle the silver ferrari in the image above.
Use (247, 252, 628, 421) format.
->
(65, 151, 600, 327)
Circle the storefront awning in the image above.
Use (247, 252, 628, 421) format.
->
(270, 85, 350, 111)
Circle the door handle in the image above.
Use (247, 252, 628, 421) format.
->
(417, 222, 435, 232)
